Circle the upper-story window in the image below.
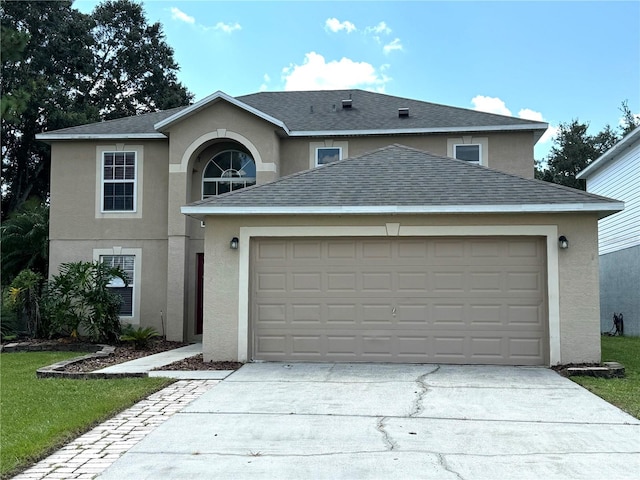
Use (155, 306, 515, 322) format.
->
(453, 144, 481, 165)
(102, 152, 136, 211)
(202, 150, 256, 198)
(316, 147, 342, 167)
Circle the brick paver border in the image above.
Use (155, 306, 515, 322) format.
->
(12, 380, 219, 480)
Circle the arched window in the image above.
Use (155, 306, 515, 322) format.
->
(202, 150, 256, 198)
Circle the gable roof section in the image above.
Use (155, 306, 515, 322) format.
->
(153, 91, 288, 132)
(182, 144, 623, 218)
(577, 126, 640, 179)
(36, 90, 547, 141)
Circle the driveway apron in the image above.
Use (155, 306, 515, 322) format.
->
(97, 363, 639, 480)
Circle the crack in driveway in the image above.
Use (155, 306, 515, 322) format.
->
(376, 417, 397, 451)
(437, 453, 465, 480)
(410, 366, 440, 417)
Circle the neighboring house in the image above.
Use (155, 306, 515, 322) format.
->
(576, 126, 640, 336)
(36, 89, 623, 366)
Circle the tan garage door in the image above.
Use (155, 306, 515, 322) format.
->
(251, 237, 548, 365)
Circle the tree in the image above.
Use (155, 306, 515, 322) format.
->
(536, 119, 621, 190)
(88, 0, 192, 120)
(619, 100, 640, 137)
(536, 100, 639, 189)
(0, 0, 192, 218)
(1, 1, 97, 218)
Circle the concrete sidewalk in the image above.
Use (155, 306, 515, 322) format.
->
(97, 363, 640, 480)
(94, 343, 234, 380)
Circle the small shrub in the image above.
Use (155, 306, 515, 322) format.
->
(1, 289, 20, 341)
(120, 325, 160, 350)
(4, 270, 44, 337)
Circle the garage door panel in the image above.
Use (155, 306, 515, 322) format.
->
(251, 237, 548, 365)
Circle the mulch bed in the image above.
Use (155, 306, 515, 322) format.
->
(2, 337, 243, 373)
(155, 354, 242, 371)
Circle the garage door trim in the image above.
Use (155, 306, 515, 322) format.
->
(237, 224, 560, 365)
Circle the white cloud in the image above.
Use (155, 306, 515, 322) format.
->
(170, 7, 195, 24)
(325, 18, 356, 33)
(263, 73, 271, 82)
(471, 95, 512, 116)
(214, 22, 241, 34)
(383, 38, 403, 55)
(282, 52, 389, 92)
(366, 21, 391, 35)
(517, 108, 543, 122)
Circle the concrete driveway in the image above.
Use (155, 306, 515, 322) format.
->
(98, 363, 639, 480)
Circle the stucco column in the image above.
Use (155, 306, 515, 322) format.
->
(165, 171, 189, 341)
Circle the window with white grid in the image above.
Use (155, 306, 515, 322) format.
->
(102, 152, 136, 211)
(101, 254, 135, 316)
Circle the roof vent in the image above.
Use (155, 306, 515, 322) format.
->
(398, 107, 409, 118)
(342, 99, 353, 109)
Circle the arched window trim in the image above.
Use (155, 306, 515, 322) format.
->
(202, 149, 256, 198)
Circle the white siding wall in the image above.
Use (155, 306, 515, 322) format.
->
(587, 141, 640, 255)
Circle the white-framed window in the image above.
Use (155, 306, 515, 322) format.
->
(316, 147, 342, 167)
(94, 247, 142, 323)
(453, 144, 481, 164)
(202, 149, 256, 199)
(100, 254, 135, 316)
(102, 151, 136, 211)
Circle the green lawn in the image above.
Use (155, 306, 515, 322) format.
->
(0, 351, 173, 479)
(572, 336, 640, 419)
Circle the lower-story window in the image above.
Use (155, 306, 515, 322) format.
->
(101, 254, 135, 316)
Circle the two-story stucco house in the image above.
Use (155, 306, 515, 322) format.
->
(36, 89, 623, 366)
(577, 126, 640, 336)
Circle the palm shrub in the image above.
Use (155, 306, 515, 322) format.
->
(120, 325, 160, 350)
(1, 200, 49, 286)
(43, 261, 127, 343)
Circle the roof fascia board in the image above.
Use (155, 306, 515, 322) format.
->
(289, 123, 549, 138)
(181, 201, 624, 216)
(577, 127, 640, 179)
(153, 90, 290, 133)
(35, 133, 167, 141)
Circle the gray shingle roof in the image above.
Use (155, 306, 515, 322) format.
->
(183, 144, 622, 216)
(36, 107, 186, 137)
(37, 90, 546, 139)
(237, 90, 544, 132)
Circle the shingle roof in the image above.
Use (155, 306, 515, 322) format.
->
(37, 90, 546, 139)
(236, 90, 544, 133)
(36, 107, 186, 138)
(182, 144, 622, 216)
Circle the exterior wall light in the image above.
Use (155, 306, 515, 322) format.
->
(558, 236, 569, 249)
(230, 237, 239, 250)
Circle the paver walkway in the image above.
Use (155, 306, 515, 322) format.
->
(12, 380, 219, 480)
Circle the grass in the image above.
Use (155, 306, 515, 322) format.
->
(571, 336, 640, 419)
(0, 351, 173, 479)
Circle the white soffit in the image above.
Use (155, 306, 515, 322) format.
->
(181, 202, 624, 217)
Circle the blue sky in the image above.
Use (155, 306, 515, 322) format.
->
(75, 0, 640, 160)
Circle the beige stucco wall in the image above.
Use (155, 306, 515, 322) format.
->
(201, 212, 601, 365)
(279, 131, 537, 178)
(49, 140, 169, 240)
(48, 140, 171, 334)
